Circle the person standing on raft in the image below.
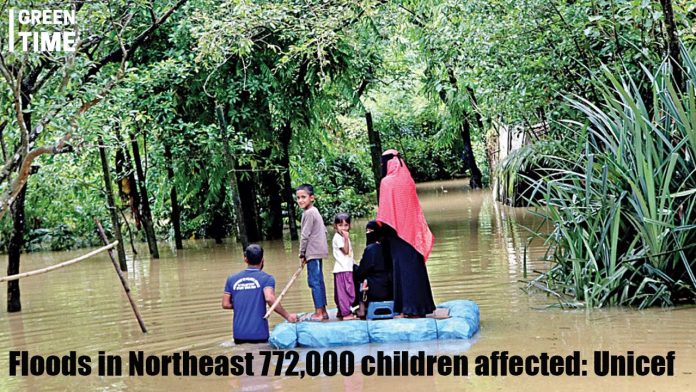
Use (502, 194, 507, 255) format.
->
(377, 149, 436, 317)
(296, 184, 330, 321)
(332, 213, 357, 320)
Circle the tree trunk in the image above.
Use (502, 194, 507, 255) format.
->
(238, 164, 262, 242)
(280, 122, 298, 240)
(98, 136, 128, 271)
(215, 104, 249, 248)
(460, 119, 483, 189)
(208, 186, 228, 244)
(6, 93, 33, 312)
(130, 131, 159, 259)
(163, 143, 183, 249)
(114, 127, 141, 230)
(466, 86, 486, 131)
(112, 129, 139, 251)
(262, 166, 284, 240)
(439, 68, 483, 189)
(365, 111, 382, 199)
(6, 184, 26, 312)
(659, 0, 683, 89)
(6, 95, 33, 312)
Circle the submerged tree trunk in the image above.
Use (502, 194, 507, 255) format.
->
(365, 111, 382, 199)
(114, 127, 141, 230)
(238, 164, 262, 243)
(460, 119, 483, 189)
(215, 104, 249, 248)
(163, 143, 183, 249)
(6, 97, 33, 313)
(209, 187, 228, 244)
(6, 95, 33, 312)
(262, 165, 284, 240)
(98, 136, 128, 271)
(280, 122, 298, 240)
(130, 131, 159, 259)
(440, 68, 483, 189)
(659, 0, 683, 89)
(6, 184, 26, 312)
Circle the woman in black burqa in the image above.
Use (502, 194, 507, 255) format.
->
(354, 220, 392, 307)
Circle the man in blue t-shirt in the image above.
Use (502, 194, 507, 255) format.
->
(222, 244, 298, 344)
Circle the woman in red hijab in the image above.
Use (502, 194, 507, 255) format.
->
(377, 149, 436, 317)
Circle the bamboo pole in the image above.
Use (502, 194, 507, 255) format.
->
(264, 262, 305, 319)
(94, 218, 148, 333)
(0, 242, 118, 283)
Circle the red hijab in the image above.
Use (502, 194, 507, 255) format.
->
(377, 151, 435, 261)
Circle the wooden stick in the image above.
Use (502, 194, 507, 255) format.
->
(94, 218, 148, 333)
(0, 242, 118, 283)
(264, 262, 305, 319)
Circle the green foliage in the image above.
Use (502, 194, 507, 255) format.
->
(292, 115, 376, 222)
(527, 49, 696, 308)
(3, 0, 693, 257)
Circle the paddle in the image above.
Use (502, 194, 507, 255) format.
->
(264, 261, 305, 319)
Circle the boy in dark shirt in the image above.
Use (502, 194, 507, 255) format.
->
(222, 244, 298, 344)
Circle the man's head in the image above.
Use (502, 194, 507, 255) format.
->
(244, 244, 264, 267)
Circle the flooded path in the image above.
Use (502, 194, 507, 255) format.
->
(1, 179, 694, 391)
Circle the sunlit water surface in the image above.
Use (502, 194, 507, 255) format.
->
(1, 179, 694, 391)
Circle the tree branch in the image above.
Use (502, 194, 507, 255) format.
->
(82, 0, 188, 84)
(0, 0, 186, 221)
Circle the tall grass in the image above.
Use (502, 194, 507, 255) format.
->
(526, 48, 696, 308)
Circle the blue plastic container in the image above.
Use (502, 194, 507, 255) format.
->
(366, 301, 395, 320)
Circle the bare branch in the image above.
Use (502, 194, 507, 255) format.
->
(148, 2, 157, 24)
(0, 51, 14, 86)
(14, 65, 28, 151)
(0, 120, 7, 161)
(33, 63, 61, 94)
(0, 135, 70, 222)
(82, 0, 188, 83)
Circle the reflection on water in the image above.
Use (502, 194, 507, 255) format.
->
(1, 179, 694, 391)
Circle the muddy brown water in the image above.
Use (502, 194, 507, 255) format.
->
(1, 179, 694, 391)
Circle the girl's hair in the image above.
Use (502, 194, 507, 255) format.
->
(334, 212, 351, 225)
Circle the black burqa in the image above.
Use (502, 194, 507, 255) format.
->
(355, 221, 392, 303)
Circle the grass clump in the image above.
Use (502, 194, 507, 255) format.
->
(527, 49, 696, 308)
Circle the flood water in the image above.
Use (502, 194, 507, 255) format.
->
(1, 179, 694, 391)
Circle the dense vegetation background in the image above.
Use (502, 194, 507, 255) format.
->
(0, 0, 694, 310)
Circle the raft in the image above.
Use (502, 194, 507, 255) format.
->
(269, 300, 479, 349)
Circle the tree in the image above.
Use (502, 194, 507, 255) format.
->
(1, 0, 188, 311)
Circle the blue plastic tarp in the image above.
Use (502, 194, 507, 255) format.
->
(268, 300, 480, 348)
(268, 322, 298, 349)
(297, 320, 369, 347)
(437, 300, 480, 323)
(367, 318, 438, 343)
